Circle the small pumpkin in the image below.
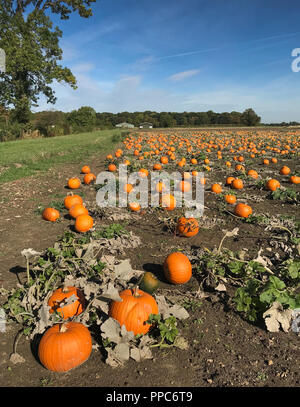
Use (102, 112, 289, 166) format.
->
(128, 202, 141, 212)
(265, 179, 280, 191)
(48, 286, 85, 319)
(280, 166, 290, 175)
(226, 176, 235, 186)
(64, 194, 83, 210)
(67, 177, 81, 189)
(161, 194, 176, 210)
(153, 163, 162, 171)
(123, 183, 134, 193)
(224, 194, 236, 205)
(164, 252, 192, 285)
(139, 272, 159, 294)
(211, 183, 222, 194)
(42, 208, 60, 222)
(109, 288, 159, 335)
(81, 165, 91, 174)
(234, 203, 253, 218)
(178, 180, 191, 192)
(247, 170, 258, 179)
(155, 182, 166, 193)
(176, 217, 199, 237)
(69, 204, 88, 219)
(83, 173, 96, 185)
(75, 214, 93, 233)
(38, 322, 92, 372)
(290, 175, 300, 184)
(108, 164, 117, 172)
(231, 179, 243, 190)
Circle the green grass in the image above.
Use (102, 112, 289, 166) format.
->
(0, 129, 125, 183)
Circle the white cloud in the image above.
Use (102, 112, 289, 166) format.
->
(168, 69, 200, 82)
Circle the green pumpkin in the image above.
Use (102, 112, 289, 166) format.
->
(139, 272, 159, 294)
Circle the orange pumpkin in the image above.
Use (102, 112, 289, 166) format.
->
(247, 170, 258, 179)
(290, 175, 300, 184)
(234, 203, 253, 218)
(48, 286, 85, 319)
(161, 194, 176, 210)
(109, 288, 159, 335)
(138, 168, 149, 178)
(42, 208, 60, 222)
(83, 173, 96, 185)
(266, 179, 280, 191)
(226, 176, 235, 186)
(81, 165, 91, 174)
(67, 177, 81, 189)
(176, 217, 199, 237)
(164, 252, 192, 285)
(155, 182, 166, 193)
(211, 183, 222, 194)
(75, 214, 94, 233)
(178, 180, 191, 192)
(64, 194, 83, 210)
(153, 163, 162, 171)
(279, 166, 290, 175)
(108, 164, 117, 172)
(128, 202, 141, 212)
(224, 194, 237, 205)
(231, 179, 243, 190)
(69, 204, 89, 219)
(38, 322, 92, 372)
(123, 183, 134, 193)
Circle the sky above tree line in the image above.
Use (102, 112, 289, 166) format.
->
(36, 0, 300, 123)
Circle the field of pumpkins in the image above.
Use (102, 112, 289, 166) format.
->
(0, 128, 300, 387)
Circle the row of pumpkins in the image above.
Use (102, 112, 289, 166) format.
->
(39, 165, 193, 372)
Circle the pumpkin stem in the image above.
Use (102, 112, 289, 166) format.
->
(132, 286, 140, 297)
(62, 286, 69, 293)
(59, 324, 67, 333)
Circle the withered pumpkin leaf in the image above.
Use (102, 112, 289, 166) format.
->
(263, 302, 293, 333)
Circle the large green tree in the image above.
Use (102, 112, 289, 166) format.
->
(0, 0, 95, 123)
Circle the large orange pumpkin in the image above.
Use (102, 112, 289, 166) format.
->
(109, 288, 159, 335)
(164, 252, 192, 284)
(48, 286, 85, 319)
(38, 322, 92, 372)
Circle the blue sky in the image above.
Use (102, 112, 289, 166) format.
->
(37, 0, 300, 122)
